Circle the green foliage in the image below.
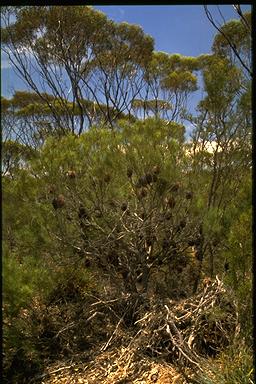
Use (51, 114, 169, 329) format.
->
(3, 241, 55, 380)
(222, 176, 252, 341)
(1, 96, 11, 111)
(3, 247, 54, 318)
(197, 341, 254, 384)
(2, 140, 36, 175)
(132, 99, 173, 115)
(11, 90, 55, 108)
(12, 118, 197, 302)
(3, 169, 52, 260)
(212, 12, 251, 74)
(163, 70, 197, 92)
(202, 207, 222, 240)
(198, 55, 241, 112)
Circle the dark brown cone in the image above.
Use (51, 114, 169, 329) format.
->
(52, 194, 65, 209)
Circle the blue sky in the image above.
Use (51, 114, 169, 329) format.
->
(1, 4, 251, 101)
(95, 5, 251, 56)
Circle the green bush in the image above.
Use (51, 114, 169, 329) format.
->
(197, 341, 254, 384)
(3, 246, 55, 317)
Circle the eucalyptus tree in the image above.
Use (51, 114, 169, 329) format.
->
(180, 7, 252, 288)
(1, 91, 132, 149)
(86, 21, 154, 125)
(204, 6, 252, 79)
(131, 51, 198, 122)
(185, 51, 251, 285)
(1, 97, 17, 143)
(1, 6, 153, 133)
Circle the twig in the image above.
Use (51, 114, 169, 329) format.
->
(49, 365, 72, 375)
(101, 316, 124, 352)
(54, 322, 75, 339)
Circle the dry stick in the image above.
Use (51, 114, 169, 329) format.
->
(91, 298, 120, 306)
(101, 316, 124, 352)
(165, 305, 203, 371)
(134, 312, 151, 325)
(166, 323, 203, 372)
(54, 322, 76, 339)
(185, 282, 225, 349)
(86, 311, 105, 323)
(48, 366, 73, 375)
(32, 365, 73, 381)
